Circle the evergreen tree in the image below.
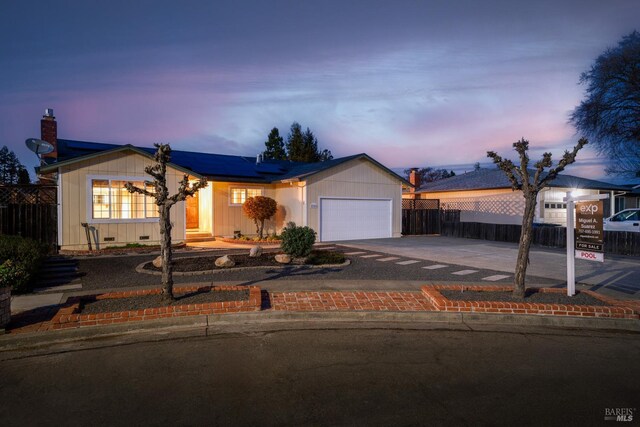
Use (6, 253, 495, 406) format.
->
(286, 122, 305, 162)
(265, 122, 333, 163)
(301, 127, 320, 162)
(263, 127, 286, 160)
(0, 146, 30, 185)
(17, 167, 30, 184)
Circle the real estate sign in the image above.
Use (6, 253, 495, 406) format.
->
(575, 200, 604, 262)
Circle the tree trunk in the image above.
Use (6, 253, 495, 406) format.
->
(514, 193, 538, 299)
(159, 204, 174, 300)
(258, 220, 265, 239)
(254, 219, 260, 237)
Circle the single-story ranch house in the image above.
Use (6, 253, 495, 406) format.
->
(37, 110, 410, 250)
(404, 168, 630, 227)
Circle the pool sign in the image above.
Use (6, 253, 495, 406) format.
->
(575, 200, 604, 262)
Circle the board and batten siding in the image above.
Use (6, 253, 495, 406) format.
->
(274, 183, 305, 231)
(212, 182, 276, 237)
(59, 151, 189, 250)
(305, 158, 403, 238)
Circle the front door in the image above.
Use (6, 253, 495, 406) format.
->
(186, 192, 199, 229)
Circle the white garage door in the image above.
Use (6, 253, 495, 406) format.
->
(320, 198, 392, 241)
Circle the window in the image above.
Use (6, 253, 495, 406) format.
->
(544, 202, 566, 210)
(90, 179, 159, 220)
(230, 187, 263, 205)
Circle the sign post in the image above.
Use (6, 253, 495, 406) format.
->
(563, 193, 609, 296)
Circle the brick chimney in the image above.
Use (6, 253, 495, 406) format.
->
(408, 168, 419, 200)
(40, 108, 57, 160)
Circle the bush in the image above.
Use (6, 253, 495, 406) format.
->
(242, 196, 277, 239)
(0, 235, 46, 293)
(280, 222, 316, 257)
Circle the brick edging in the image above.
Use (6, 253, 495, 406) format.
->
(51, 285, 261, 330)
(421, 285, 639, 319)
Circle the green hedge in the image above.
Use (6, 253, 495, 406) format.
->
(0, 235, 47, 293)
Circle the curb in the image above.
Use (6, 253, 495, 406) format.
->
(1, 309, 637, 352)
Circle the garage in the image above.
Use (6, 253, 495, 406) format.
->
(319, 198, 392, 241)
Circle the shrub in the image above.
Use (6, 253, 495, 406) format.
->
(280, 222, 316, 257)
(0, 235, 46, 293)
(242, 196, 277, 239)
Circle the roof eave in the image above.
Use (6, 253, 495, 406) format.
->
(39, 145, 204, 179)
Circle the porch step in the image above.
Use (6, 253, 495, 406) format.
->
(186, 232, 214, 242)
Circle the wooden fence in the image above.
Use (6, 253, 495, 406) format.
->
(402, 199, 441, 235)
(0, 185, 57, 251)
(440, 211, 640, 256)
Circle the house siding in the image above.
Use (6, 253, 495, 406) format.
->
(58, 151, 189, 250)
(274, 183, 305, 231)
(305, 158, 403, 239)
(416, 187, 602, 227)
(211, 182, 276, 237)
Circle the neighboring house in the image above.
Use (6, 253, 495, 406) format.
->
(404, 168, 630, 227)
(36, 110, 409, 250)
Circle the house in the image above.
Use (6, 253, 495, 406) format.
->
(404, 168, 630, 227)
(36, 110, 410, 250)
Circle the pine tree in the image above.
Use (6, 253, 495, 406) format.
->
(0, 146, 30, 185)
(286, 122, 305, 162)
(301, 127, 319, 162)
(263, 127, 286, 160)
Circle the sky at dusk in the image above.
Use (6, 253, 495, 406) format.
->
(1, 0, 638, 181)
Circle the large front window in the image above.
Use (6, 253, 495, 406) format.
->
(91, 179, 159, 220)
(230, 187, 263, 205)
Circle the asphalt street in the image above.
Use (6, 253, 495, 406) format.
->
(1, 326, 637, 426)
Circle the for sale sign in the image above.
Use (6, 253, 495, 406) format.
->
(575, 200, 604, 262)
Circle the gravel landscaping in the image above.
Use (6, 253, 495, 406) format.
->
(81, 288, 250, 314)
(141, 250, 346, 272)
(440, 289, 607, 306)
(76, 245, 560, 291)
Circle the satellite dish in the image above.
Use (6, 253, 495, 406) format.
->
(25, 138, 54, 155)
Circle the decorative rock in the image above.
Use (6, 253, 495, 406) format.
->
(152, 256, 163, 268)
(275, 253, 292, 264)
(215, 255, 235, 268)
(249, 245, 263, 258)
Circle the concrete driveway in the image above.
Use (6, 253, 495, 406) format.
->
(337, 236, 640, 300)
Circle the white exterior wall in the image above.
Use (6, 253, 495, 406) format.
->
(274, 183, 305, 231)
(305, 158, 403, 239)
(58, 151, 189, 250)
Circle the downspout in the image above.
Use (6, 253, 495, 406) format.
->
(302, 183, 308, 227)
(57, 167, 62, 250)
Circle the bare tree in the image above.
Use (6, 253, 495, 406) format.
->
(570, 31, 640, 176)
(487, 138, 587, 298)
(125, 144, 208, 300)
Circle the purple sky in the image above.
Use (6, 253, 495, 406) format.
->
(1, 0, 638, 181)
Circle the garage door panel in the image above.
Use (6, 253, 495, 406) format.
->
(320, 198, 392, 241)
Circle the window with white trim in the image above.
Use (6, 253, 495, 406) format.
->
(230, 187, 263, 205)
(91, 179, 159, 220)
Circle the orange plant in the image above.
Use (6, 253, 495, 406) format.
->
(242, 196, 277, 239)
